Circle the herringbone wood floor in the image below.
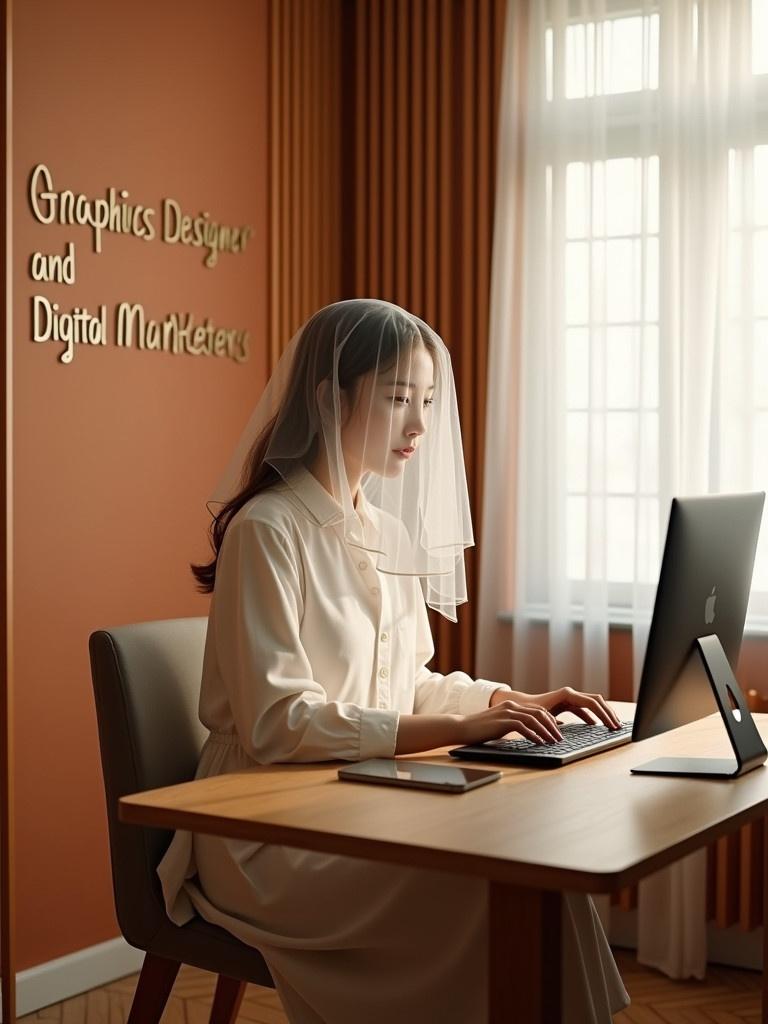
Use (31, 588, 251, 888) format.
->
(16, 949, 763, 1023)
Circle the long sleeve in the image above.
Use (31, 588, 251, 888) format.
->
(412, 584, 511, 715)
(212, 516, 399, 764)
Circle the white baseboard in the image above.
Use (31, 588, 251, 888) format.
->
(610, 906, 763, 972)
(0, 935, 145, 1020)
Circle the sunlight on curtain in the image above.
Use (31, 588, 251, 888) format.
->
(482, 0, 766, 982)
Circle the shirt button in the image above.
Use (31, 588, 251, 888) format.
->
(379, 666, 389, 679)
(380, 632, 389, 642)
(371, 587, 380, 596)
(358, 560, 368, 571)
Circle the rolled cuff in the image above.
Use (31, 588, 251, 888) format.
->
(457, 680, 513, 716)
(358, 707, 400, 760)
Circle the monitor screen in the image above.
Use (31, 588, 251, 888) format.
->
(632, 492, 765, 745)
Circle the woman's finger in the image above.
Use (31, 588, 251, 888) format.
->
(568, 706, 598, 727)
(525, 706, 563, 741)
(593, 694, 622, 729)
(576, 694, 617, 729)
(508, 720, 547, 745)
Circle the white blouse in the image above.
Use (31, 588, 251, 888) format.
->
(197, 464, 504, 765)
(159, 464, 507, 930)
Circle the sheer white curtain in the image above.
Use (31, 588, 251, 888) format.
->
(480, 0, 768, 980)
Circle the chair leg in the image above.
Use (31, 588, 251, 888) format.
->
(209, 975, 248, 1024)
(127, 952, 181, 1024)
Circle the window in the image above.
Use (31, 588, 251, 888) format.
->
(538, 1, 768, 625)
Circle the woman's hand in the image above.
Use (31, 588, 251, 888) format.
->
(507, 686, 622, 731)
(459, 699, 564, 747)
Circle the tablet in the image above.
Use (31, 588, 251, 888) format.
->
(337, 759, 502, 793)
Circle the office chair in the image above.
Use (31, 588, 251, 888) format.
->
(89, 617, 276, 1024)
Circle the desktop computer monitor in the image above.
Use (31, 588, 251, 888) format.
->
(631, 491, 767, 778)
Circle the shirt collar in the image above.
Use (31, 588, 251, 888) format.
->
(282, 464, 345, 526)
(283, 465, 378, 536)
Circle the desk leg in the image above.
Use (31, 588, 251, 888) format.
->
(488, 882, 562, 1024)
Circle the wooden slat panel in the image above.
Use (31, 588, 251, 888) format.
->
(410, 0, 424, 314)
(307, 0, 317, 313)
(715, 830, 741, 929)
(269, 0, 342, 367)
(424, 0, 438, 327)
(739, 819, 763, 931)
(368, 0, 382, 295)
(395, 0, 410, 309)
(475, 0, 492, 525)
(354, 0, 368, 296)
(381, 0, 395, 300)
(706, 837, 718, 922)
(280, 0, 292, 350)
(434, 0, 456, 671)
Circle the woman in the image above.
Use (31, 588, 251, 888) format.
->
(158, 298, 629, 1022)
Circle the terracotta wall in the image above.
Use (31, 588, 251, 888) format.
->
(12, 0, 269, 970)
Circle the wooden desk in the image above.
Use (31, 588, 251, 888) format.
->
(119, 705, 768, 1023)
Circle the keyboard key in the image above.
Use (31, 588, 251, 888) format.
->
(489, 721, 632, 754)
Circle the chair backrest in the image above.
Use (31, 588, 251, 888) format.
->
(89, 617, 208, 948)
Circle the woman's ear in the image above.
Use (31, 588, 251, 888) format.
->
(315, 379, 351, 424)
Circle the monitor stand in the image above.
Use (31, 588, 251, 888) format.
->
(631, 634, 768, 779)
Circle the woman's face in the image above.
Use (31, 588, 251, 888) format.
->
(341, 341, 436, 479)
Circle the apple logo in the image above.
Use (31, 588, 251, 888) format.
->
(704, 585, 717, 625)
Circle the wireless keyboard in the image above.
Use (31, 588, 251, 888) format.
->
(449, 721, 633, 768)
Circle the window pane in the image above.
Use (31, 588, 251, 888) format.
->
(567, 329, 590, 408)
(606, 327, 639, 408)
(756, 231, 768, 317)
(755, 146, 768, 226)
(603, 17, 644, 96)
(755, 412, 768, 490)
(756, 321, 768, 409)
(606, 412, 638, 493)
(567, 163, 588, 238)
(647, 156, 659, 235)
(639, 411, 658, 494)
(606, 497, 635, 582)
(605, 158, 639, 236)
(564, 15, 659, 99)
(605, 239, 637, 321)
(566, 23, 588, 100)
(636, 497, 660, 584)
(567, 412, 588, 492)
(569, 157, 658, 242)
(728, 230, 743, 318)
(566, 242, 589, 323)
(642, 326, 659, 409)
(644, 236, 659, 322)
(729, 149, 742, 230)
(567, 496, 587, 579)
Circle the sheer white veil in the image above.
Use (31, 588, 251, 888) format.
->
(211, 298, 473, 621)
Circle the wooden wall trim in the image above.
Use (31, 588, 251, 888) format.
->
(1, 0, 15, 1014)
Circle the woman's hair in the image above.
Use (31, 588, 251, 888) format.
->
(191, 300, 435, 593)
